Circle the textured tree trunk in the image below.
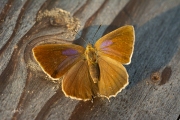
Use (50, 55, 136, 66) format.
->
(0, 0, 180, 120)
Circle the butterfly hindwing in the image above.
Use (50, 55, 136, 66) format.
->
(62, 60, 98, 101)
(95, 25, 135, 64)
(32, 44, 85, 79)
(97, 55, 128, 98)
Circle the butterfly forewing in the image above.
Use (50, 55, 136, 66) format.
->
(32, 44, 85, 79)
(95, 25, 135, 64)
(97, 55, 128, 98)
(62, 59, 98, 101)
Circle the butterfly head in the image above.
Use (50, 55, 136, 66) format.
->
(85, 43, 97, 63)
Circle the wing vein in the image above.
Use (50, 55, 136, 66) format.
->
(100, 57, 126, 81)
(68, 61, 85, 95)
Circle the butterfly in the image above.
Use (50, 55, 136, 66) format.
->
(32, 25, 135, 101)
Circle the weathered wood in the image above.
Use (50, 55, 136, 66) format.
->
(0, 0, 180, 120)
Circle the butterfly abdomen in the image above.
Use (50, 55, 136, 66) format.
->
(89, 62, 100, 83)
(85, 44, 100, 83)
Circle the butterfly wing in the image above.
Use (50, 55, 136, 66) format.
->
(97, 56, 128, 98)
(95, 25, 135, 98)
(32, 44, 85, 79)
(62, 59, 98, 101)
(95, 25, 135, 64)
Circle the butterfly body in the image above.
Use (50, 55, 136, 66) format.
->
(32, 25, 135, 101)
(85, 44, 100, 83)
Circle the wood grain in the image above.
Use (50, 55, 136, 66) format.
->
(0, 0, 180, 120)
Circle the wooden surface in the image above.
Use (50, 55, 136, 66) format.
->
(0, 0, 180, 120)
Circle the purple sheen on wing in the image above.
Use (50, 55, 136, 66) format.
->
(101, 47, 109, 51)
(62, 49, 78, 55)
(100, 40, 113, 48)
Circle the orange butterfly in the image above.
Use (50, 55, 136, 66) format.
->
(32, 25, 135, 101)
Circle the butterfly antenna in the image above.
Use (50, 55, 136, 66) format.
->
(91, 25, 102, 42)
(74, 30, 87, 44)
